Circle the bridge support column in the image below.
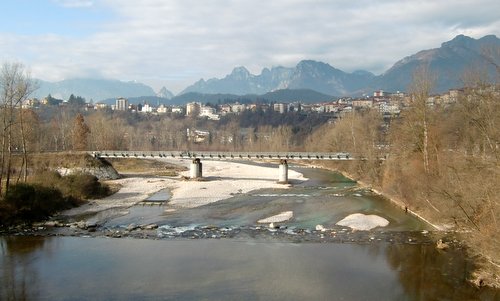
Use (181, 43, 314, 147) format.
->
(278, 159, 288, 184)
(190, 158, 202, 179)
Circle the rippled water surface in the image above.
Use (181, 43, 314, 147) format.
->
(103, 167, 427, 231)
(1, 236, 495, 301)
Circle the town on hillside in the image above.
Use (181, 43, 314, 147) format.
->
(24, 88, 465, 119)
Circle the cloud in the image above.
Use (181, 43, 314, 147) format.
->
(53, 0, 94, 8)
(2, 0, 500, 93)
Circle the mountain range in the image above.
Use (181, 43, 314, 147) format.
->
(182, 34, 500, 96)
(33, 78, 157, 102)
(34, 34, 500, 102)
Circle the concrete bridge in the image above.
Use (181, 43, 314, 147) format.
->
(91, 151, 353, 184)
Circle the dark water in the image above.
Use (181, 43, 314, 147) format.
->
(1, 166, 497, 300)
(1, 236, 495, 301)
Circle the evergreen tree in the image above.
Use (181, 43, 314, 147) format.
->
(46, 94, 62, 106)
(72, 113, 90, 151)
(68, 94, 86, 106)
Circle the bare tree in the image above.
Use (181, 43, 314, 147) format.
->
(18, 109, 40, 182)
(407, 65, 435, 175)
(0, 62, 36, 195)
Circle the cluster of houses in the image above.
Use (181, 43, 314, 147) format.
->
(103, 89, 464, 119)
(24, 89, 465, 119)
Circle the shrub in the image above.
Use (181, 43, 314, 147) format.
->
(32, 170, 110, 200)
(3, 183, 72, 221)
(1, 171, 111, 226)
(61, 173, 109, 200)
(31, 170, 63, 188)
(0, 202, 15, 225)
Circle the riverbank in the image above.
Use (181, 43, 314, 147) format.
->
(306, 160, 500, 289)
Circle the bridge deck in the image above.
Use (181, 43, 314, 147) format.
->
(91, 151, 353, 160)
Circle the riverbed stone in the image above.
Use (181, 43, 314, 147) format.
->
(316, 224, 327, 232)
(144, 224, 158, 230)
(76, 221, 87, 229)
(127, 223, 139, 231)
(436, 239, 449, 250)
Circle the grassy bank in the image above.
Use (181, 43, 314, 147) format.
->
(106, 157, 187, 176)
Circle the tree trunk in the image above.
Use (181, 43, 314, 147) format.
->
(19, 109, 29, 182)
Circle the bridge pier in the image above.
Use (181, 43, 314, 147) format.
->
(278, 159, 288, 184)
(190, 158, 202, 179)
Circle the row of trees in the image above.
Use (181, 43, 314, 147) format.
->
(0, 63, 36, 195)
(0, 63, 93, 196)
(0, 63, 113, 225)
(16, 105, 326, 154)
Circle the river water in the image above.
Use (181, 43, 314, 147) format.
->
(1, 166, 497, 300)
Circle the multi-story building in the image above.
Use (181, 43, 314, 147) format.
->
(199, 106, 220, 120)
(273, 103, 287, 114)
(231, 103, 246, 113)
(352, 99, 373, 109)
(95, 103, 109, 110)
(171, 106, 184, 114)
(115, 97, 128, 111)
(141, 103, 154, 113)
(157, 104, 168, 114)
(186, 102, 201, 117)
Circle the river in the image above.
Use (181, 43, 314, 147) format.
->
(1, 166, 497, 300)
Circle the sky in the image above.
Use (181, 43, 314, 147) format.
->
(1, 0, 499, 94)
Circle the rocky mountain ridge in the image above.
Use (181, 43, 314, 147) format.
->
(182, 34, 499, 96)
(34, 34, 499, 101)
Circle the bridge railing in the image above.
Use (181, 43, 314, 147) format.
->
(90, 151, 354, 160)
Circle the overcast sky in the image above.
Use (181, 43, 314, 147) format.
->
(1, 0, 499, 93)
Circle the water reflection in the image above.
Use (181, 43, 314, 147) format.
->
(385, 244, 497, 300)
(1, 236, 47, 301)
(1, 236, 496, 300)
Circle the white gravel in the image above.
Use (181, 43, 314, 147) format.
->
(63, 159, 307, 217)
(257, 211, 294, 223)
(336, 213, 389, 230)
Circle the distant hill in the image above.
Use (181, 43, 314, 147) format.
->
(168, 89, 334, 105)
(376, 34, 500, 92)
(181, 61, 374, 96)
(180, 66, 293, 95)
(181, 34, 500, 95)
(157, 86, 175, 99)
(34, 78, 156, 102)
(259, 89, 334, 103)
(99, 96, 172, 106)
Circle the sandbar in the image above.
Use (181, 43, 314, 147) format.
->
(63, 159, 307, 217)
